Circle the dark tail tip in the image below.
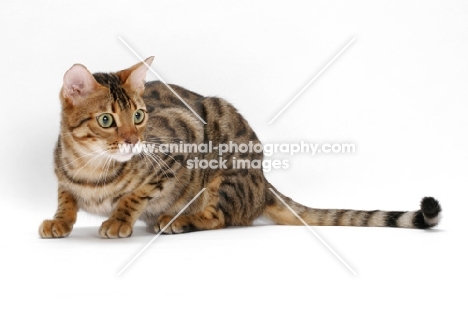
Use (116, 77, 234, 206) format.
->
(416, 197, 442, 228)
(421, 197, 441, 218)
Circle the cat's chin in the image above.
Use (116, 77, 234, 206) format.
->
(112, 153, 135, 163)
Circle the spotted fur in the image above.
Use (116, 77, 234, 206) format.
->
(38, 58, 442, 238)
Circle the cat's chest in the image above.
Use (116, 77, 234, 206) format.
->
(77, 197, 114, 217)
(70, 184, 122, 217)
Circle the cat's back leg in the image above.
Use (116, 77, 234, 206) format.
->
(154, 170, 266, 234)
(154, 173, 226, 234)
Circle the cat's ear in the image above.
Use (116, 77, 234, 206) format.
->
(62, 64, 99, 100)
(118, 56, 154, 94)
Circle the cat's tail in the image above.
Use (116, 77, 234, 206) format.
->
(264, 185, 441, 229)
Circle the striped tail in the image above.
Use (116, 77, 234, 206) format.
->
(264, 187, 441, 229)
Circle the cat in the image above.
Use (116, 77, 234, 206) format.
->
(39, 57, 442, 238)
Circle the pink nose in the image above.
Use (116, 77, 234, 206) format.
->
(123, 135, 139, 145)
(119, 130, 139, 145)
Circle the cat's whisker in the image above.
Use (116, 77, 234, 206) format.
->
(144, 151, 180, 183)
(159, 152, 184, 169)
(59, 149, 104, 169)
(70, 149, 111, 180)
(154, 154, 179, 181)
(70, 152, 104, 180)
(89, 151, 108, 182)
(142, 151, 163, 178)
(103, 156, 114, 185)
(97, 155, 112, 186)
(139, 140, 186, 171)
(143, 150, 171, 179)
(95, 157, 106, 186)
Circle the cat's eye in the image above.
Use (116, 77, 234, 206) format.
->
(134, 109, 145, 124)
(97, 113, 114, 128)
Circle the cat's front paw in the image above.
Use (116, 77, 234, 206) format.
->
(39, 219, 72, 238)
(99, 219, 133, 238)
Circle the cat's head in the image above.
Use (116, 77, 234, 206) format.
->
(60, 57, 154, 162)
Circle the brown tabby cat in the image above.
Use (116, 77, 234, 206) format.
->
(39, 57, 442, 238)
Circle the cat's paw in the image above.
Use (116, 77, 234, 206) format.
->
(99, 219, 133, 238)
(154, 215, 192, 234)
(39, 219, 72, 238)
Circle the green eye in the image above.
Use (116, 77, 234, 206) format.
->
(134, 109, 145, 124)
(97, 113, 114, 128)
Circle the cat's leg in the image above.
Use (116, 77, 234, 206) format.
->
(39, 187, 78, 238)
(99, 185, 154, 238)
(154, 175, 226, 234)
(154, 170, 264, 234)
(155, 205, 225, 234)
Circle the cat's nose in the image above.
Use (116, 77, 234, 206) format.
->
(119, 130, 139, 145)
(123, 136, 139, 145)
(118, 127, 139, 145)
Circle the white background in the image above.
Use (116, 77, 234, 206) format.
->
(1, 0, 467, 310)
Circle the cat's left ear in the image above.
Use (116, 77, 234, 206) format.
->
(62, 64, 99, 100)
(118, 56, 154, 94)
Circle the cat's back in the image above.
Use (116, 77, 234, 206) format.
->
(143, 81, 260, 151)
(143, 81, 204, 112)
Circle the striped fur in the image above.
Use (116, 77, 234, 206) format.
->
(39, 58, 442, 238)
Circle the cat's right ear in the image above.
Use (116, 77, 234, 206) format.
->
(62, 64, 99, 102)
